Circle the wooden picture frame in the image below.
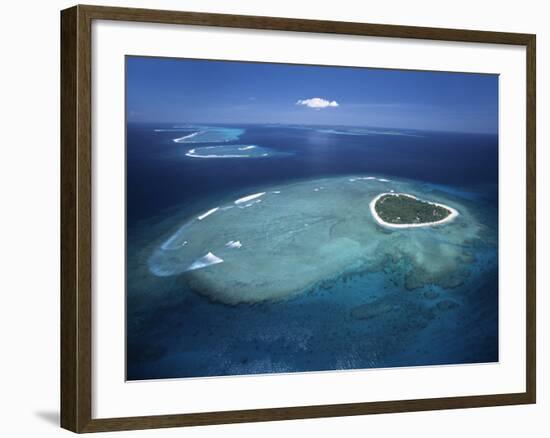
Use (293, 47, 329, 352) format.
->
(61, 4, 536, 433)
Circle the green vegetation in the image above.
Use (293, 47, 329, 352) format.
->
(375, 194, 451, 225)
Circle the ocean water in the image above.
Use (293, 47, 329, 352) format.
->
(126, 123, 498, 380)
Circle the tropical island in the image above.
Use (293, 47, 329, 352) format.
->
(370, 192, 458, 228)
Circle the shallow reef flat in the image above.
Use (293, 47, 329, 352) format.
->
(316, 127, 422, 137)
(148, 176, 493, 304)
(172, 126, 244, 143)
(184, 144, 291, 159)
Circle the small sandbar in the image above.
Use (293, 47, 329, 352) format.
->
(197, 207, 219, 221)
(186, 252, 224, 272)
(235, 192, 265, 204)
(225, 240, 242, 249)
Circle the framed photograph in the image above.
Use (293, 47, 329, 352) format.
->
(60, 5, 536, 433)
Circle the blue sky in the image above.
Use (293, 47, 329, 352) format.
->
(126, 56, 498, 134)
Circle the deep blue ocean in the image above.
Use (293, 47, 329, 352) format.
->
(126, 123, 498, 380)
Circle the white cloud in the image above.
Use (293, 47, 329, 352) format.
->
(296, 97, 339, 109)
